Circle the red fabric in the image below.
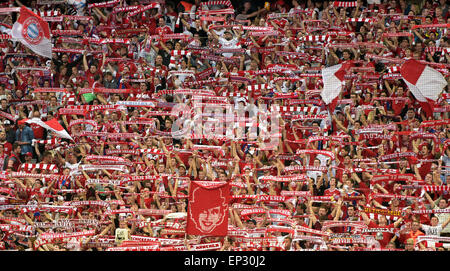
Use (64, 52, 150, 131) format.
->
(186, 181, 230, 236)
(85, 69, 101, 87)
(17, 6, 50, 39)
(324, 188, 341, 198)
(44, 118, 65, 132)
(367, 221, 395, 248)
(419, 98, 436, 119)
(30, 123, 44, 139)
(3, 142, 12, 156)
(400, 59, 426, 85)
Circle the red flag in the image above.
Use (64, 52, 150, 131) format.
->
(321, 61, 354, 113)
(11, 6, 51, 58)
(18, 117, 73, 140)
(186, 181, 230, 236)
(400, 59, 447, 118)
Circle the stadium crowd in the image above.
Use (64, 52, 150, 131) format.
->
(0, 0, 450, 251)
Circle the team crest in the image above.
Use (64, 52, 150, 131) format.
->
(21, 16, 44, 45)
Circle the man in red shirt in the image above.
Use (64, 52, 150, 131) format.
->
(83, 52, 105, 87)
(29, 111, 45, 140)
(155, 16, 173, 36)
(307, 200, 337, 231)
(0, 129, 12, 156)
(324, 177, 341, 198)
(4, 143, 21, 171)
(331, 109, 349, 135)
(360, 212, 404, 248)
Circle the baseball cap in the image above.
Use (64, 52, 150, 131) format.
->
(3, 120, 11, 125)
(25, 152, 32, 157)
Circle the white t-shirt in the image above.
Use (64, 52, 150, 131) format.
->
(218, 37, 240, 58)
(434, 206, 450, 233)
(307, 171, 323, 184)
(176, 68, 192, 82)
(422, 224, 443, 236)
(309, 154, 329, 167)
(218, 36, 238, 48)
(421, 224, 443, 247)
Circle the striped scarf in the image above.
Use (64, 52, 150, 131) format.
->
(19, 163, 59, 173)
(424, 47, 450, 55)
(220, 91, 251, 97)
(32, 138, 61, 146)
(302, 35, 331, 42)
(200, 0, 233, 9)
(39, 10, 61, 17)
(247, 84, 272, 92)
(169, 50, 191, 69)
(333, 1, 358, 7)
(422, 185, 450, 192)
(273, 105, 320, 115)
(128, 3, 160, 17)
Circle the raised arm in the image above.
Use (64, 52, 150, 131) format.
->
(441, 215, 450, 229)
(360, 211, 371, 225)
(208, 27, 220, 41)
(424, 192, 436, 208)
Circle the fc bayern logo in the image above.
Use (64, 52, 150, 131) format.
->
(21, 17, 44, 45)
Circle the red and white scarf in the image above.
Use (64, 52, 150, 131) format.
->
(200, 0, 233, 9)
(378, 152, 417, 161)
(87, 0, 120, 9)
(19, 163, 59, 173)
(296, 149, 336, 160)
(333, 1, 358, 7)
(259, 174, 308, 183)
(128, 3, 160, 17)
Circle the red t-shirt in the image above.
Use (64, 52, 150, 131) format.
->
(156, 26, 173, 36)
(391, 97, 407, 116)
(2, 142, 12, 156)
(367, 221, 395, 248)
(332, 119, 349, 134)
(30, 123, 45, 140)
(85, 69, 101, 87)
(417, 153, 433, 179)
(324, 187, 341, 198)
(239, 161, 255, 173)
(136, 195, 153, 209)
(285, 124, 303, 152)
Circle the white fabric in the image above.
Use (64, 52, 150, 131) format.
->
(321, 64, 343, 105)
(24, 118, 73, 140)
(218, 36, 239, 58)
(11, 18, 52, 58)
(403, 80, 427, 102)
(414, 65, 447, 101)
